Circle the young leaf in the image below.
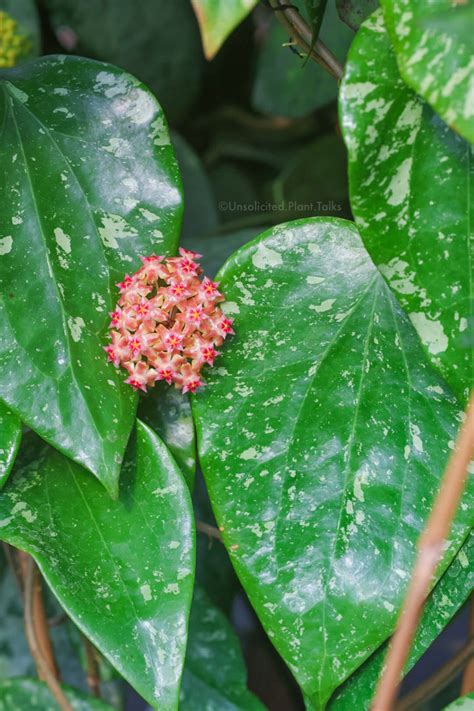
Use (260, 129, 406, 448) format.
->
(0, 56, 182, 497)
(0, 421, 195, 710)
(180, 586, 265, 710)
(336, 0, 378, 31)
(339, 10, 473, 404)
(192, 218, 473, 709)
(191, 0, 258, 59)
(329, 530, 474, 709)
(138, 383, 196, 490)
(381, 0, 474, 144)
(0, 403, 21, 489)
(0, 678, 115, 710)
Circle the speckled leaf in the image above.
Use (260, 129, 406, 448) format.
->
(0, 0, 41, 61)
(330, 530, 474, 709)
(180, 586, 265, 710)
(0, 678, 115, 710)
(339, 10, 473, 404)
(444, 694, 474, 711)
(192, 218, 473, 709)
(43, 0, 204, 124)
(191, 0, 258, 59)
(0, 56, 182, 497)
(182, 227, 260, 279)
(336, 0, 378, 31)
(381, 0, 474, 144)
(138, 384, 196, 490)
(0, 403, 21, 489)
(0, 421, 195, 709)
(252, 3, 353, 118)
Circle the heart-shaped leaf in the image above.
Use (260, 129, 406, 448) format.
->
(192, 218, 473, 709)
(381, 0, 474, 144)
(191, 0, 258, 59)
(0, 421, 195, 709)
(0, 404, 21, 489)
(180, 586, 265, 710)
(0, 56, 182, 496)
(339, 10, 472, 404)
(0, 678, 115, 710)
(329, 529, 474, 709)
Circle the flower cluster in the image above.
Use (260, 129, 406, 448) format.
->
(0, 11, 32, 68)
(104, 249, 234, 394)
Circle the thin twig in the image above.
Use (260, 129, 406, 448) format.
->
(23, 555, 74, 711)
(81, 634, 101, 698)
(372, 392, 474, 710)
(395, 638, 474, 710)
(268, 0, 343, 80)
(461, 592, 474, 694)
(195, 519, 222, 542)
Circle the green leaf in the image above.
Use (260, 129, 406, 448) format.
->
(0, 403, 21, 489)
(171, 131, 219, 243)
(304, 1, 328, 49)
(192, 217, 473, 709)
(180, 586, 265, 710)
(444, 694, 474, 710)
(0, 55, 182, 497)
(0, 678, 115, 710)
(183, 227, 260, 279)
(339, 10, 473, 404)
(381, 0, 474, 144)
(0, 421, 195, 709)
(0, 0, 41, 62)
(336, 0, 378, 31)
(43, 0, 204, 123)
(190, 0, 258, 59)
(252, 3, 353, 118)
(329, 530, 474, 709)
(138, 383, 196, 490)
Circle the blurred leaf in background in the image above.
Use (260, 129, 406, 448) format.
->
(252, 1, 352, 118)
(42, 0, 204, 123)
(336, 0, 378, 31)
(191, 0, 259, 59)
(0, 0, 40, 65)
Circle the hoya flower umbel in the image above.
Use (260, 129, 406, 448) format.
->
(105, 249, 234, 394)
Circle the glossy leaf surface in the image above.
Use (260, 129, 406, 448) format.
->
(330, 530, 474, 709)
(0, 56, 182, 496)
(43, 0, 203, 123)
(340, 10, 473, 404)
(0, 403, 21, 489)
(0, 678, 114, 710)
(0, 422, 195, 709)
(382, 0, 474, 144)
(180, 586, 265, 710)
(193, 218, 473, 709)
(336, 0, 378, 30)
(138, 384, 196, 490)
(191, 0, 258, 59)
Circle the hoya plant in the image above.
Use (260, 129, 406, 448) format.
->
(0, 1, 472, 710)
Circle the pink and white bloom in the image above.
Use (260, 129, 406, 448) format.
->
(104, 250, 234, 392)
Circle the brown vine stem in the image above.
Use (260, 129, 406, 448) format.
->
(267, 0, 343, 81)
(23, 555, 74, 711)
(461, 592, 474, 694)
(81, 634, 102, 698)
(395, 638, 474, 710)
(372, 391, 474, 711)
(195, 519, 222, 542)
